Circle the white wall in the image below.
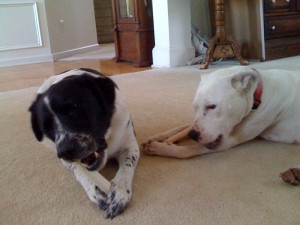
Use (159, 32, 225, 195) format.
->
(0, 0, 52, 67)
(0, 0, 99, 67)
(190, 0, 211, 37)
(45, 0, 99, 60)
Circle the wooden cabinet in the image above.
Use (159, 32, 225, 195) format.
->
(111, 0, 154, 67)
(264, 0, 294, 13)
(207, 0, 300, 61)
(264, 0, 300, 60)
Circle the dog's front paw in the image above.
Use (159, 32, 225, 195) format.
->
(140, 139, 153, 154)
(141, 134, 170, 151)
(104, 181, 132, 219)
(141, 139, 165, 154)
(280, 167, 300, 185)
(93, 186, 108, 210)
(141, 140, 175, 156)
(88, 183, 128, 218)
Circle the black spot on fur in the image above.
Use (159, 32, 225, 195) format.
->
(97, 200, 108, 210)
(95, 186, 107, 197)
(127, 119, 131, 128)
(110, 190, 116, 200)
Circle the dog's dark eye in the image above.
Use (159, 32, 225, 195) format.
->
(206, 104, 216, 111)
(63, 102, 78, 115)
(70, 104, 79, 112)
(69, 102, 77, 108)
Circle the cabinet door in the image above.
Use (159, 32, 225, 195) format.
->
(264, 0, 294, 13)
(115, 0, 137, 23)
(264, 15, 300, 39)
(297, 0, 300, 11)
(118, 0, 134, 18)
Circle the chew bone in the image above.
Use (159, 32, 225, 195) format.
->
(74, 162, 111, 194)
(164, 127, 191, 144)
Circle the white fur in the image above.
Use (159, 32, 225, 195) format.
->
(142, 66, 300, 167)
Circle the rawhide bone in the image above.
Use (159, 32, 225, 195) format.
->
(164, 127, 191, 144)
(74, 162, 111, 194)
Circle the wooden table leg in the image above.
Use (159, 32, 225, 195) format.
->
(200, 36, 217, 69)
(227, 35, 249, 65)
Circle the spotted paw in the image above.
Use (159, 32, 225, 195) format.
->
(94, 186, 108, 210)
(104, 181, 132, 219)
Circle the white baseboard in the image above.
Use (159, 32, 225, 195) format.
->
(52, 44, 100, 61)
(0, 44, 101, 67)
(0, 54, 53, 68)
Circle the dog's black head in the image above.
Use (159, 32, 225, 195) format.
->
(29, 70, 116, 170)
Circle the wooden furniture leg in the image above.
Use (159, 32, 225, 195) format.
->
(200, 0, 248, 70)
(200, 37, 217, 70)
(227, 35, 249, 65)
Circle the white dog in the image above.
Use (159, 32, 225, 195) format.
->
(142, 66, 300, 185)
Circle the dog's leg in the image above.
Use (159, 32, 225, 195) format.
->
(141, 124, 191, 148)
(61, 160, 109, 210)
(105, 141, 140, 219)
(73, 162, 111, 194)
(280, 166, 300, 185)
(142, 133, 240, 158)
(142, 141, 212, 158)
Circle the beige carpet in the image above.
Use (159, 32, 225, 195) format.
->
(1, 58, 300, 225)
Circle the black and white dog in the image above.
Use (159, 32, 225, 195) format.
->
(29, 68, 140, 219)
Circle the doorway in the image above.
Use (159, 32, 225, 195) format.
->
(94, 0, 114, 44)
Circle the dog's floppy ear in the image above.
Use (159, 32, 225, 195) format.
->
(90, 76, 116, 113)
(28, 96, 44, 141)
(231, 69, 258, 92)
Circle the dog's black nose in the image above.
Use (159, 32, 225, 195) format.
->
(57, 149, 73, 161)
(57, 143, 78, 161)
(188, 130, 200, 141)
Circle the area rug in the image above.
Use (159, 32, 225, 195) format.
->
(0, 65, 299, 225)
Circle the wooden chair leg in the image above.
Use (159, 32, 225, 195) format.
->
(200, 36, 217, 70)
(227, 35, 249, 66)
